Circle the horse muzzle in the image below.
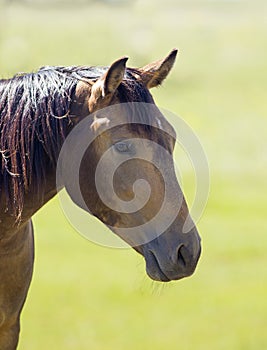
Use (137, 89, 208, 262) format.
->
(142, 228, 201, 282)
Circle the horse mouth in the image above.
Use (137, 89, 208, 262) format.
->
(145, 251, 171, 282)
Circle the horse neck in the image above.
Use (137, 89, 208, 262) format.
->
(0, 71, 85, 228)
(0, 164, 57, 236)
(23, 166, 58, 219)
(0, 121, 76, 228)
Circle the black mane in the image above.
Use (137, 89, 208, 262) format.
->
(0, 65, 153, 220)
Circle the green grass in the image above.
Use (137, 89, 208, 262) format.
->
(0, 0, 267, 349)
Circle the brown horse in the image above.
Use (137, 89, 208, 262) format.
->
(0, 49, 201, 349)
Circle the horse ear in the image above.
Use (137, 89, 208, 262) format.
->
(139, 49, 178, 89)
(89, 57, 128, 112)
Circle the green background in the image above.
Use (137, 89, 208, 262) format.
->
(0, 0, 266, 349)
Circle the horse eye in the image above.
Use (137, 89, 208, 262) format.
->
(114, 141, 132, 153)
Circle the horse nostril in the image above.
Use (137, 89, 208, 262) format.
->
(177, 245, 187, 268)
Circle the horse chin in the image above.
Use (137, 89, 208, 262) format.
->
(143, 251, 172, 282)
(145, 258, 188, 282)
(146, 266, 171, 282)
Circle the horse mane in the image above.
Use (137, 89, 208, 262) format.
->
(0, 65, 153, 220)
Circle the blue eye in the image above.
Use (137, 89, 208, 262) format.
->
(114, 141, 132, 153)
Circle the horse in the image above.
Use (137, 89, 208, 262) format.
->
(0, 49, 201, 349)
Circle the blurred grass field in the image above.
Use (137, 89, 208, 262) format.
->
(1, 0, 267, 349)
